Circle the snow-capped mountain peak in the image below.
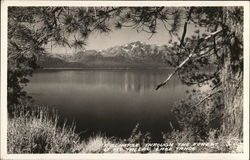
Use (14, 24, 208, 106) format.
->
(39, 41, 174, 68)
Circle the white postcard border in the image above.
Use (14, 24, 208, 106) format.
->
(1, 1, 249, 160)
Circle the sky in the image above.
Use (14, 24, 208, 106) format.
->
(86, 25, 172, 50)
(50, 21, 199, 55)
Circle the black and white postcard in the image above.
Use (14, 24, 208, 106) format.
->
(1, 1, 249, 160)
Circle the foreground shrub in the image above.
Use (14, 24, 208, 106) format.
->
(8, 105, 82, 153)
(127, 123, 151, 145)
(83, 124, 152, 154)
(83, 134, 127, 153)
(205, 130, 243, 153)
(162, 129, 243, 153)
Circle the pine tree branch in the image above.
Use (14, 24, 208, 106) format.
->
(156, 51, 193, 90)
(194, 88, 222, 107)
(161, 20, 171, 31)
(155, 29, 223, 90)
(180, 7, 193, 48)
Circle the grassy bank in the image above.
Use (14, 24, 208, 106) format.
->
(7, 104, 243, 153)
(8, 105, 83, 153)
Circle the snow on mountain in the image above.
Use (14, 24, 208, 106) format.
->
(39, 41, 174, 68)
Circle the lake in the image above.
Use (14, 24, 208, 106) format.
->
(25, 69, 188, 142)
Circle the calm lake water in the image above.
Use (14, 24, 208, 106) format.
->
(25, 69, 188, 142)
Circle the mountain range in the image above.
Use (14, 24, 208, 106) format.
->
(38, 41, 174, 68)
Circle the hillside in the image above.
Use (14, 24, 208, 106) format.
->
(38, 41, 174, 68)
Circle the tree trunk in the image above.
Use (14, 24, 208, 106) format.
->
(221, 48, 243, 139)
(221, 7, 243, 139)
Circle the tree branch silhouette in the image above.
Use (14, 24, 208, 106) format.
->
(156, 29, 223, 90)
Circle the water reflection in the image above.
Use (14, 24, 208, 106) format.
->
(31, 69, 181, 93)
(26, 69, 188, 142)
